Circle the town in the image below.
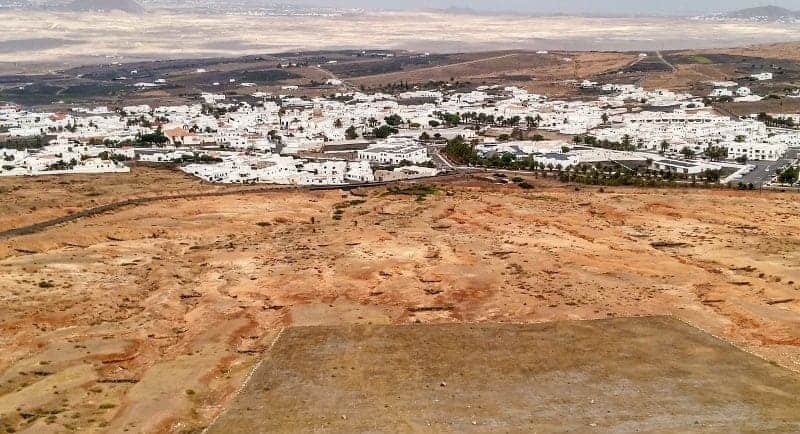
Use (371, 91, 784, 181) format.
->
(1, 76, 799, 188)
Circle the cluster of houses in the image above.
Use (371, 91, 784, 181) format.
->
(707, 73, 774, 103)
(592, 110, 790, 161)
(1, 78, 798, 185)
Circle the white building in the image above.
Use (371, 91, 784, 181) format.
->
(751, 72, 773, 81)
(357, 139, 429, 165)
(651, 158, 722, 175)
(710, 88, 733, 98)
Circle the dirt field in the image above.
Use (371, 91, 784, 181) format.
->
(208, 317, 800, 433)
(688, 42, 800, 63)
(720, 99, 800, 117)
(0, 166, 232, 230)
(641, 63, 737, 91)
(0, 169, 799, 432)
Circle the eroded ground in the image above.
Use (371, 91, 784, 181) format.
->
(0, 170, 799, 432)
(0, 166, 229, 229)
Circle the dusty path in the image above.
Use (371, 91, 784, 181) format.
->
(655, 50, 677, 72)
(309, 65, 359, 92)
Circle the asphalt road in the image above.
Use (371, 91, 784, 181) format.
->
(427, 146, 455, 170)
(739, 148, 799, 187)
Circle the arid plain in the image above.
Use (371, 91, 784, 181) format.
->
(0, 167, 798, 432)
(2, 10, 800, 73)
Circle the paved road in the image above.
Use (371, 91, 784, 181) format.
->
(429, 147, 455, 170)
(310, 65, 359, 93)
(738, 148, 799, 187)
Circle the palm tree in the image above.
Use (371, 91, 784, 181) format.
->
(525, 116, 535, 130)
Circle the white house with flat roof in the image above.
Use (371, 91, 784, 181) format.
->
(357, 139, 429, 165)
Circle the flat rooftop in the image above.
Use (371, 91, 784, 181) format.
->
(660, 159, 699, 167)
(208, 316, 800, 433)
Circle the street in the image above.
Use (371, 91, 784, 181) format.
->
(739, 148, 799, 187)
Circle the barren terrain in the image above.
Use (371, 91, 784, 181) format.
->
(0, 166, 230, 229)
(0, 169, 799, 432)
(348, 51, 637, 96)
(688, 42, 800, 63)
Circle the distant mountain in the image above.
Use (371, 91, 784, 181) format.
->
(722, 5, 800, 21)
(63, 0, 144, 13)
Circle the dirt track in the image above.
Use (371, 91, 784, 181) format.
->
(0, 168, 799, 432)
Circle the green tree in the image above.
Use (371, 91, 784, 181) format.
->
(500, 152, 516, 166)
(138, 126, 169, 146)
(443, 135, 477, 165)
(705, 145, 728, 161)
(385, 114, 403, 126)
(372, 125, 398, 139)
(778, 166, 799, 184)
(621, 134, 632, 149)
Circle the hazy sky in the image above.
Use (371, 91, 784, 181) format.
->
(296, 0, 800, 15)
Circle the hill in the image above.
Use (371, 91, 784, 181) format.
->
(723, 5, 800, 21)
(64, 0, 144, 13)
